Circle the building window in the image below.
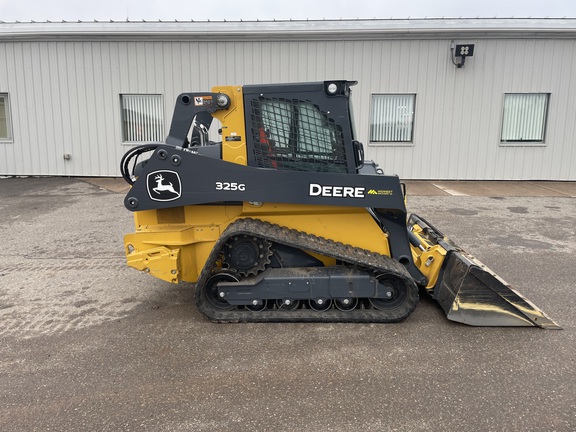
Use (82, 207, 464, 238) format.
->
(0, 93, 13, 142)
(501, 93, 549, 143)
(370, 94, 415, 143)
(121, 94, 164, 143)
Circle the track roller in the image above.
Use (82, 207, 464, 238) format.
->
(334, 298, 358, 311)
(276, 299, 300, 311)
(309, 298, 332, 311)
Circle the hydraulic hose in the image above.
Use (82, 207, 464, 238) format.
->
(120, 144, 161, 185)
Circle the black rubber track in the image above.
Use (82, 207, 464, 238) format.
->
(195, 218, 419, 323)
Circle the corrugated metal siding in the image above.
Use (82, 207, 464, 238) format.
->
(362, 38, 576, 180)
(0, 37, 575, 179)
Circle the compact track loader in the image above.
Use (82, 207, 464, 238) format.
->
(121, 80, 560, 328)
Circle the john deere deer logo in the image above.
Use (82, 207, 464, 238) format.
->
(146, 170, 182, 202)
(153, 174, 177, 195)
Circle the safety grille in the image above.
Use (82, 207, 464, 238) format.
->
(250, 97, 347, 172)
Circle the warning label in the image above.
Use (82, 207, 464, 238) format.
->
(194, 96, 213, 106)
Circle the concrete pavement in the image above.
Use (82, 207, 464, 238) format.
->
(1, 177, 575, 431)
(404, 180, 576, 197)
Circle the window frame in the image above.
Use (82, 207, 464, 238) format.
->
(369, 93, 416, 146)
(120, 94, 165, 145)
(499, 93, 550, 146)
(0, 93, 14, 143)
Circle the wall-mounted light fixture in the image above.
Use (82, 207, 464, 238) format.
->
(451, 43, 475, 68)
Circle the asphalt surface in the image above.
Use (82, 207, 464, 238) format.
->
(0, 177, 575, 431)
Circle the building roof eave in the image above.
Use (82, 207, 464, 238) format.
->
(2, 18, 576, 41)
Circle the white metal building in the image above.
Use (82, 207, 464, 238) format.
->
(1, 18, 575, 180)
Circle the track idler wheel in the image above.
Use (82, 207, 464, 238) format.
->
(203, 272, 238, 311)
(369, 275, 411, 312)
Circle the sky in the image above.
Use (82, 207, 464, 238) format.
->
(1, 0, 576, 22)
